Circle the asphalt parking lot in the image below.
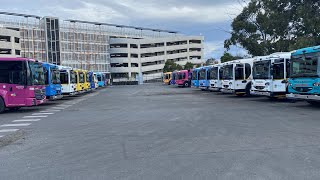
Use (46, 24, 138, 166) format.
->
(1, 83, 320, 180)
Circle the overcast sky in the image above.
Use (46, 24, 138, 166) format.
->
(1, 0, 248, 59)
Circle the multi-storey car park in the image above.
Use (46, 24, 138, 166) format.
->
(0, 27, 21, 57)
(0, 12, 204, 83)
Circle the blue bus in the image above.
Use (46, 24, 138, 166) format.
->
(96, 72, 106, 87)
(199, 66, 211, 90)
(42, 63, 63, 100)
(191, 68, 200, 88)
(287, 45, 320, 105)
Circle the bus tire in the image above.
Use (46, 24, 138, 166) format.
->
(0, 97, 5, 114)
(184, 82, 189, 87)
(245, 83, 252, 96)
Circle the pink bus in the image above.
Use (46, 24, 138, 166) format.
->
(0, 58, 46, 113)
(175, 70, 191, 87)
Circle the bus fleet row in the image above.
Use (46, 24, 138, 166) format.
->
(164, 45, 320, 105)
(0, 57, 110, 113)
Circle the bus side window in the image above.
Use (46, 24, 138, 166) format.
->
(245, 63, 251, 79)
(286, 58, 290, 78)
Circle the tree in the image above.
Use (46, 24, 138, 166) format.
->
(205, 58, 216, 65)
(184, 62, 194, 70)
(224, 0, 320, 56)
(220, 52, 243, 63)
(163, 60, 183, 72)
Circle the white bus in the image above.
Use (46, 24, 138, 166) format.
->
(251, 52, 291, 98)
(220, 58, 254, 96)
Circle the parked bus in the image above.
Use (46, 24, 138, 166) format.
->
(192, 68, 200, 88)
(199, 66, 211, 90)
(83, 70, 91, 92)
(75, 69, 85, 93)
(251, 52, 291, 98)
(97, 72, 106, 87)
(105, 72, 111, 86)
(59, 66, 77, 96)
(0, 58, 46, 113)
(163, 72, 172, 85)
(175, 70, 191, 87)
(221, 58, 254, 96)
(287, 45, 320, 105)
(208, 64, 223, 92)
(89, 72, 98, 89)
(170, 71, 177, 85)
(42, 63, 63, 100)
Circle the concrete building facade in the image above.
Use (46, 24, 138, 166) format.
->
(110, 36, 204, 81)
(0, 27, 21, 57)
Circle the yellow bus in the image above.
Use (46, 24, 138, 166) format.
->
(163, 72, 172, 85)
(75, 69, 85, 93)
(83, 70, 91, 91)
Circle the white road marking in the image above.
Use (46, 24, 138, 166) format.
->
(32, 113, 54, 115)
(51, 107, 65, 109)
(0, 129, 19, 133)
(1, 123, 31, 127)
(13, 119, 41, 122)
(23, 116, 48, 118)
(43, 110, 60, 112)
(0, 135, 3, 138)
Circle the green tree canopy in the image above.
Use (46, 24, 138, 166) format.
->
(184, 62, 194, 70)
(163, 60, 183, 73)
(220, 52, 243, 63)
(224, 0, 320, 56)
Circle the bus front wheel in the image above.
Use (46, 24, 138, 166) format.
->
(184, 82, 189, 87)
(0, 97, 5, 113)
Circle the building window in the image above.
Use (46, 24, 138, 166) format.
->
(15, 50, 21, 55)
(189, 40, 202, 44)
(0, 48, 12, 55)
(14, 37, 20, 43)
(0, 36, 11, 42)
(131, 63, 139, 67)
(110, 44, 128, 48)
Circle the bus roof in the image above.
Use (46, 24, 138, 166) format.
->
(292, 46, 320, 56)
(0, 57, 36, 62)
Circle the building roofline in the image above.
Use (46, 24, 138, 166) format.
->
(64, 19, 178, 34)
(0, 11, 41, 19)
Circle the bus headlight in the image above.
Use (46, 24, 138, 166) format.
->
(313, 83, 320, 86)
(265, 82, 270, 86)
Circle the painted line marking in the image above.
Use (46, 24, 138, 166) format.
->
(32, 113, 54, 115)
(23, 116, 48, 118)
(1, 123, 31, 127)
(43, 110, 60, 112)
(0, 135, 3, 138)
(51, 107, 65, 109)
(0, 129, 19, 133)
(13, 119, 41, 122)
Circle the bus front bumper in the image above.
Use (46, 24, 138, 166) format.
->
(209, 87, 221, 91)
(286, 93, 320, 100)
(49, 94, 64, 100)
(221, 88, 234, 94)
(250, 90, 271, 96)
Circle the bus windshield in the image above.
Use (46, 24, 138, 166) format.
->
(222, 65, 233, 80)
(86, 73, 90, 82)
(208, 67, 218, 80)
(70, 71, 77, 84)
(192, 70, 198, 80)
(291, 53, 320, 78)
(51, 69, 61, 84)
(29, 61, 45, 85)
(199, 69, 206, 80)
(79, 73, 85, 83)
(253, 60, 270, 79)
(178, 73, 186, 80)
